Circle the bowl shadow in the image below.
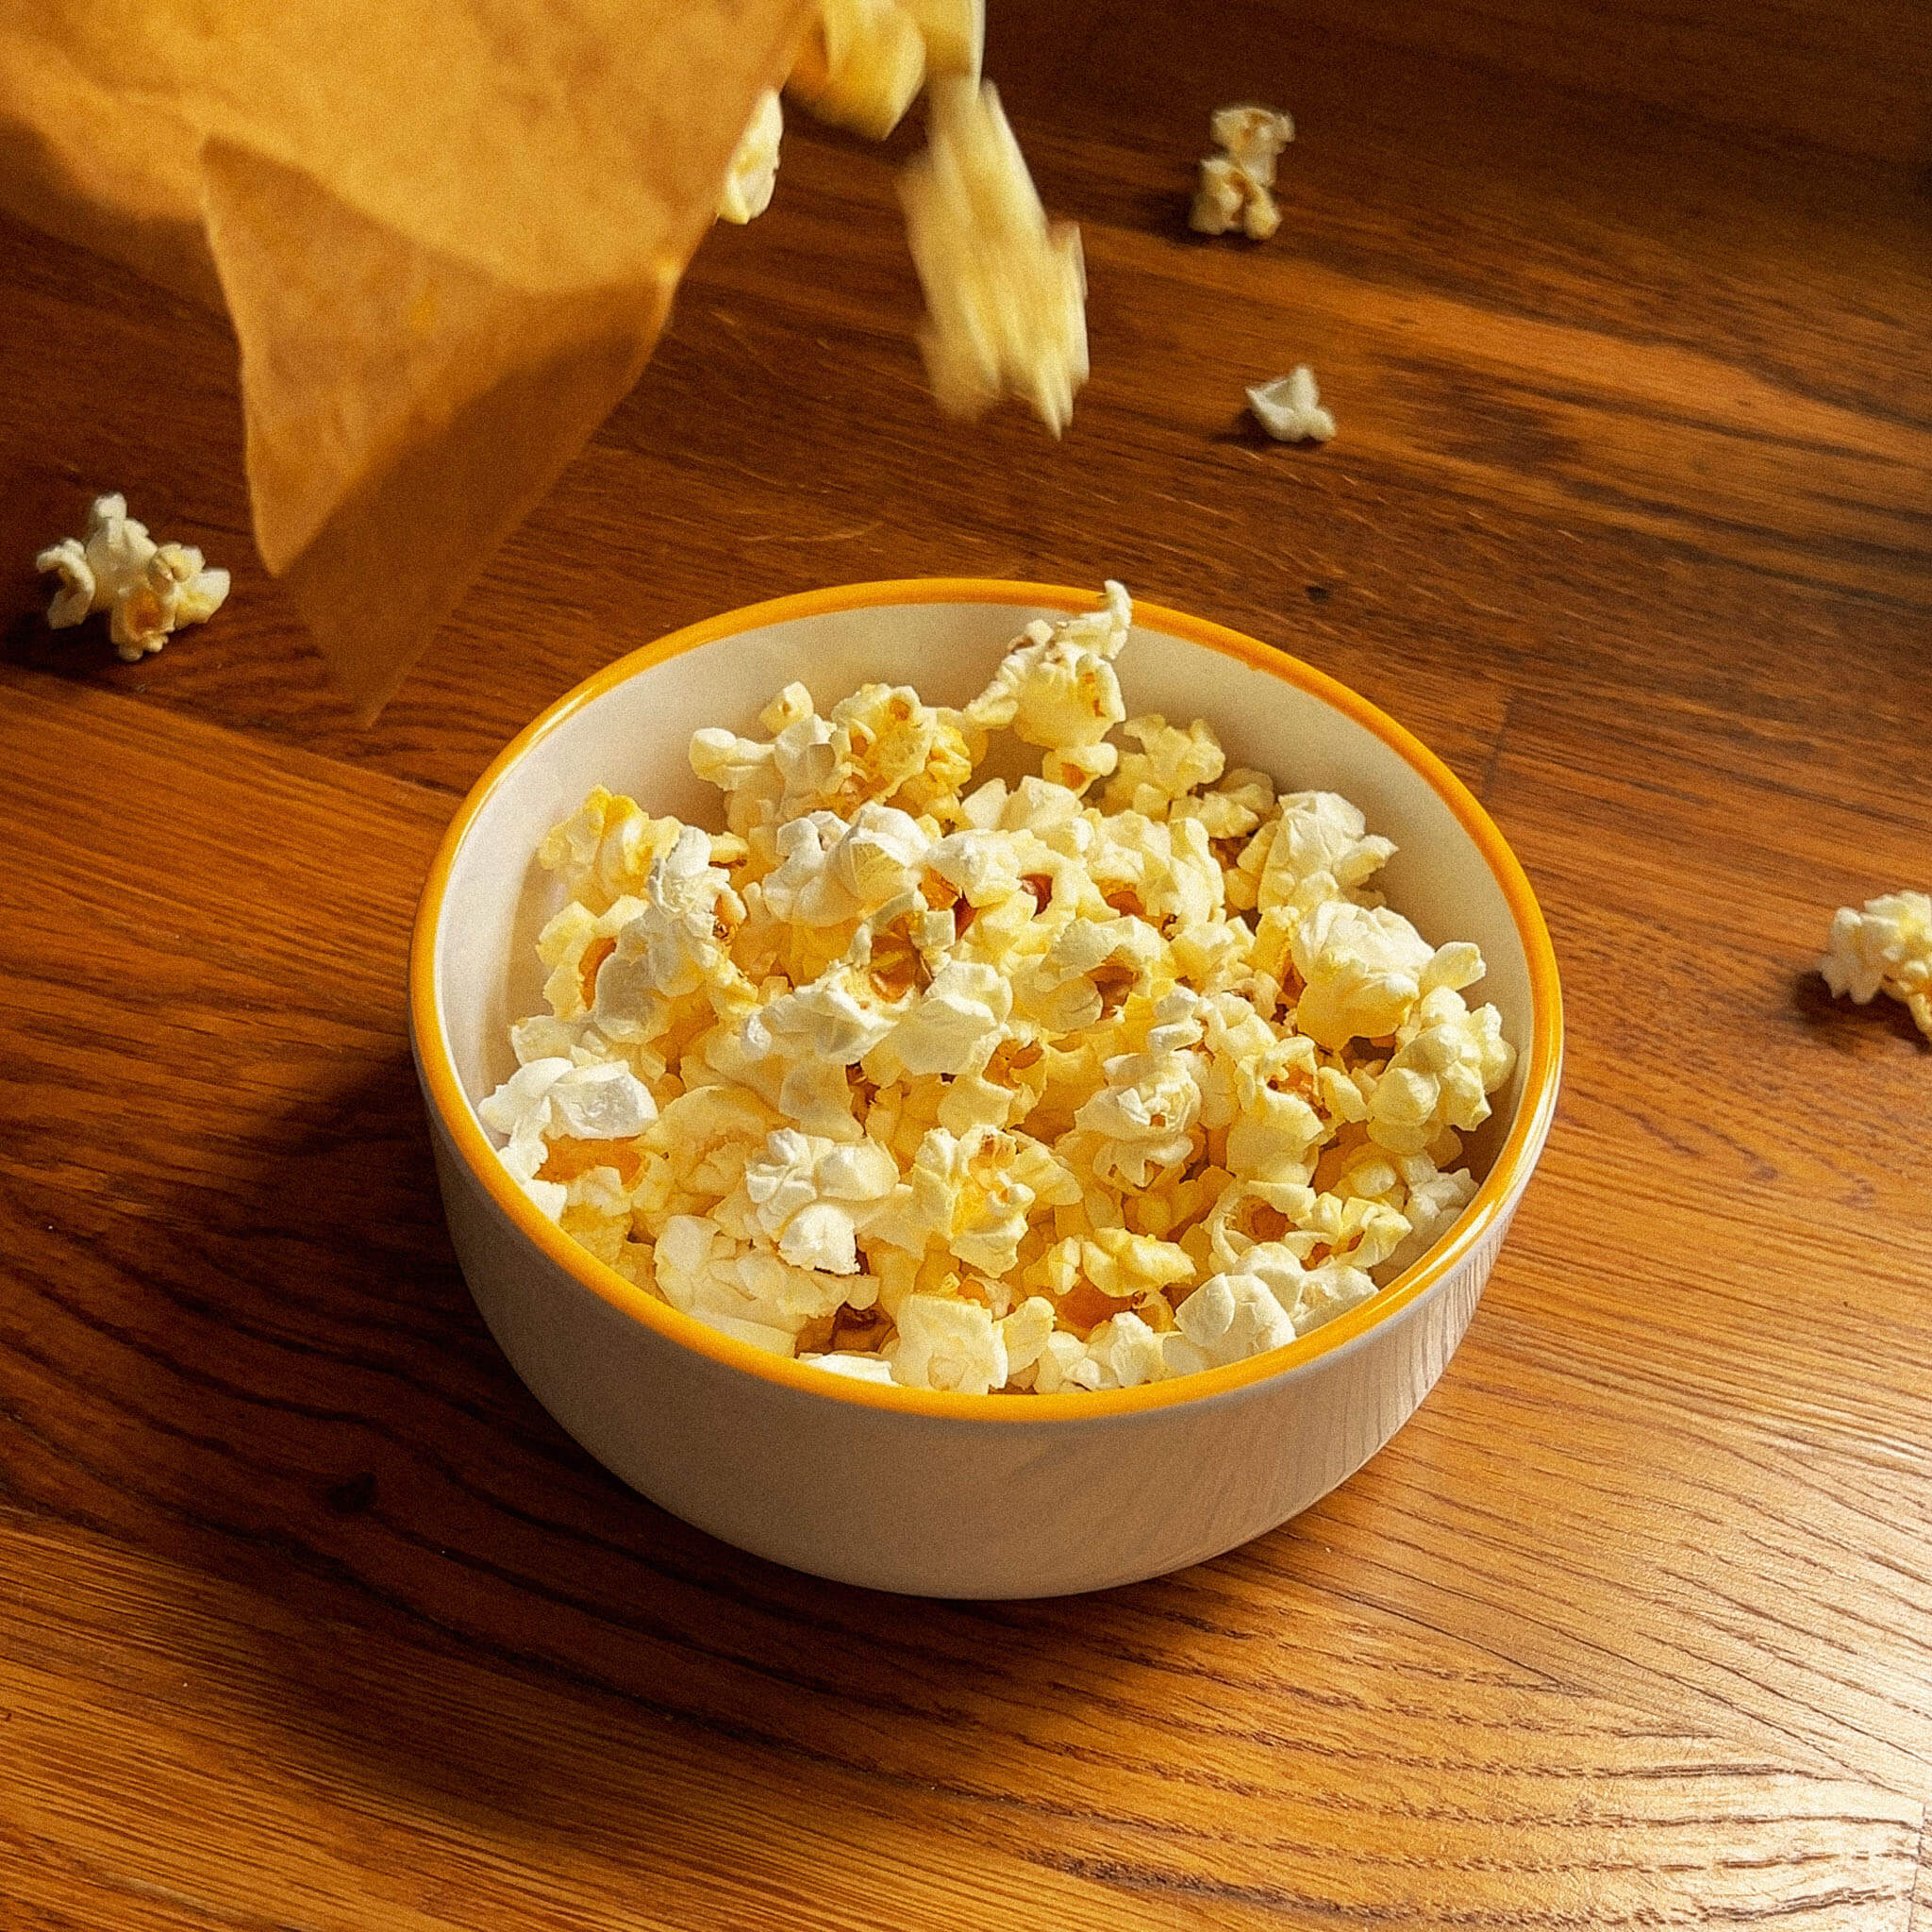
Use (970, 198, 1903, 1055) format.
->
(69, 1046, 1385, 1891)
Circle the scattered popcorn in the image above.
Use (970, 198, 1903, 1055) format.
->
(718, 88, 784, 223)
(1212, 106, 1296, 186)
(1191, 104, 1294, 241)
(898, 79, 1089, 435)
(36, 493, 230, 661)
(1820, 891, 1932, 1041)
(485, 583, 1516, 1393)
(1248, 367, 1336, 444)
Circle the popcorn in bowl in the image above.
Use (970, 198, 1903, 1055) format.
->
(481, 583, 1516, 1395)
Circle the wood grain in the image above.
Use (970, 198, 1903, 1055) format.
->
(3, 1, 1931, 1924)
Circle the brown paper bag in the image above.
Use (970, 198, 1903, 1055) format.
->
(0, 0, 815, 721)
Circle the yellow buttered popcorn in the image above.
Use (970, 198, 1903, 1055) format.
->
(483, 583, 1517, 1393)
(899, 78, 1089, 436)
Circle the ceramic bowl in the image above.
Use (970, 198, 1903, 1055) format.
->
(409, 581, 1562, 1598)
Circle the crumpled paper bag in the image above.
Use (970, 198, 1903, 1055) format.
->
(0, 0, 815, 721)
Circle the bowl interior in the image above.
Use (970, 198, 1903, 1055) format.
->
(434, 591, 1538, 1190)
(433, 593, 1540, 1203)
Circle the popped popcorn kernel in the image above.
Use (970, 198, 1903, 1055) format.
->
(1102, 715, 1225, 819)
(1821, 891, 1932, 1041)
(718, 88, 784, 224)
(890, 1291, 1008, 1392)
(899, 78, 1089, 434)
(1191, 104, 1294, 241)
(1248, 367, 1336, 444)
(539, 787, 686, 916)
(485, 580, 1514, 1393)
(37, 493, 230, 660)
(788, 0, 927, 140)
(1174, 1270, 1297, 1366)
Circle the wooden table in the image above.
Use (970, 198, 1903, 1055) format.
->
(5, 3, 1930, 1924)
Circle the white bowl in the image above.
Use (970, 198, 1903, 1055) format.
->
(409, 581, 1562, 1598)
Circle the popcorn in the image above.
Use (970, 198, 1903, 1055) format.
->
(655, 1214, 856, 1352)
(1366, 989, 1515, 1156)
(1031, 1327, 1105, 1392)
(967, 580, 1131, 760)
(890, 1291, 1008, 1393)
(1292, 900, 1444, 1051)
(1089, 811, 1224, 930)
(1213, 105, 1297, 188)
(1010, 913, 1161, 1033)
(703, 963, 897, 1139)
(1070, 1045, 1205, 1187)
(1175, 767, 1275, 845)
(546, 1060, 659, 1141)
(640, 1083, 779, 1224)
(539, 786, 686, 916)
(743, 1128, 901, 1273)
(899, 78, 1088, 434)
(1174, 1271, 1299, 1366)
(761, 803, 931, 926)
(37, 493, 230, 660)
(1223, 1074, 1325, 1184)
(1085, 1310, 1174, 1389)
(479, 1056, 658, 1222)
(1248, 368, 1336, 444)
(1191, 105, 1294, 241)
(1373, 1159, 1479, 1282)
(1264, 1252, 1381, 1336)
(1821, 891, 1932, 1040)
(999, 1294, 1057, 1377)
(693, 686, 974, 833)
(897, 0, 984, 78)
(573, 828, 751, 1058)
(798, 1350, 898, 1383)
(876, 958, 1012, 1077)
(1255, 791, 1394, 909)
(718, 87, 784, 223)
(869, 1124, 1080, 1275)
(787, 0, 927, 140)
(487, 580, 1514, 1391)
(1102, 715, 1225, 818)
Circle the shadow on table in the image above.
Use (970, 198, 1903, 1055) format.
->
(2, 601, 121, 675)
(1789, 965, 1929, 1052)
(88, 1047, 1343, 1884)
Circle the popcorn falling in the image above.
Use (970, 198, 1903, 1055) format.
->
(483, 582, 1517, 1394)
(785, 0, 984, 139)
(1248, 367, 1336, 443)
(898, 78, 1089, 435)
(717, 89, 784, 224)
(787, 0, 929, 139)
(37, 494, 230, 661)
(717, 0, 1074, 431)
(1191, 104, 1295, 241)
(1820, 891, 1932, 1041)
